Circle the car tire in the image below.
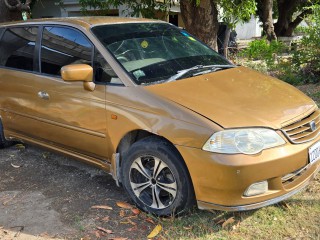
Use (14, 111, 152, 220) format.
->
(0, 120, 10, 148)
(121, 136, 195, 216)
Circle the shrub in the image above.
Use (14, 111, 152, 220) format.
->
(240, 38, 286, 67)
(292, 4, 320, 83)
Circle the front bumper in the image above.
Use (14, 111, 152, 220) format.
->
(176, 137, 320, 211)
(197, 162, 319, 211)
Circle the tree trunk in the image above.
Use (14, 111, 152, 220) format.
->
(0, 0, 32, 23)
(0, 1, 22, 23)
(274, 0, 300, 37)
(261, 0, 277, 41)
(180, 0, 219, 51)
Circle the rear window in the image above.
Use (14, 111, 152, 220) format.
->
(0, 27, 38, 71)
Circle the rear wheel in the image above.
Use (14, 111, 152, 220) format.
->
(122, 136, 195, 216)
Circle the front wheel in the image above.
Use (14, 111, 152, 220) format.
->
(0, 120, 10, 148)
(121, 136, 195, 216)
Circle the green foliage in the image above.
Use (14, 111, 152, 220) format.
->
(218, 0, 256, 29)
(79, 0, 172, 18)
(292, 4, 320, 83)
(241, 38, 286, 66)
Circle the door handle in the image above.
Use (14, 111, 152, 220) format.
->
(38, 91, 50, 100)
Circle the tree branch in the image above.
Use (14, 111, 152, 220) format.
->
(289, 8, 312, 29)
(4, 0, 31, 12)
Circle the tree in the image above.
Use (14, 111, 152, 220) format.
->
(256, 0, 277, 41)
(0, 0, 32, 23)
(273, 0, 315, 37)
(180, 0, 219, 50)
(218, 0, 256, 55)
(256, 0, 320, 40)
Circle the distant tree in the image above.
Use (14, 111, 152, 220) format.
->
(256, 0, 320, 41)
(0, 0, 32, 23)
(218, 0, 256, 55)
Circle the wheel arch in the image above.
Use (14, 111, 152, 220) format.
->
(111, 129, 195, 192)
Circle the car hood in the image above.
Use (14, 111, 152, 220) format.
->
(145, 66, 316, 129)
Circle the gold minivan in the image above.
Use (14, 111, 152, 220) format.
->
(0, 17, 319, 216)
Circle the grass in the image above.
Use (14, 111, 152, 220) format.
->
(155, 174, 319, 239)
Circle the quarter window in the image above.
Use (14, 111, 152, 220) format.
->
(41, 26, 93, 76)
(94, 51, 122, 85)
(0, 27, 38, 71)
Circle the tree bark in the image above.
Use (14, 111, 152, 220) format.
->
(261, 0, 277, 41)
(0, 0, 32, 23)
(180, 0, 219, 50)
(274, 0, 302, 37)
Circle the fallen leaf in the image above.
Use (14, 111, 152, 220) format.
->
(145, 218, 156, 225)
(94, 230, 101, 238)
(91, 205, 113, 210)
(216, 219, 225, 225)
(109, 238, 128, 240)
(11, 163, 22, 168)
(222, 217, 235, 228)
(116, 201, 133, 209)
(39, 232, 49, 237)
(80, 236, 91, 240)
(131, 208, 140, 215)
(15, 144, 25, 150)
(101, 216, 110, 222)
(119, 209, 125, 217)
(183, 226, 192, 230)
(147, 224, 162, 239)
(281, 201, 291, 209)
(96, 227, 113, 234)
(127, 225, 137, 232)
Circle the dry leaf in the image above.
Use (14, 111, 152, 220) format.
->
(119, 209, 125, 217)
(131, 208, 140, 215)
(222, 217, 235, 228)
(95, 230, 101, 238)
(116, 201, 133, 209)
(15, 144, 25, 149)
(145, 218, 156, 225)
(101, 216, 110, 222)
(96, 227, 113, 234)
(129, 219, 137, 225)
(281, 201, 291, 209)
(183, 226, 192, 230)
(147, 224, 162, 239)
(216, 219, 225, 225)
(91, 205, 113, 210)
(109, 238, 128, 240)
(11, 163, 21, 168)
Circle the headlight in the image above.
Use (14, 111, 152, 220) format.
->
(202, 128, 285, 155)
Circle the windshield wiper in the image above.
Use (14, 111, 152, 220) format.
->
(166, 64, 235, 82)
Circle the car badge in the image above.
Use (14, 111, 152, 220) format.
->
(309, 121, 317, 132)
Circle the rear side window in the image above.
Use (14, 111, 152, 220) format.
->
(41, 26, 93, 76)
(0, 27, 38, 71)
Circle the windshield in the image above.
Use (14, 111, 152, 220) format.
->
(92, 23, 232, 85)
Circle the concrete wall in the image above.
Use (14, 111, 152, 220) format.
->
(235, 15, 262, 40)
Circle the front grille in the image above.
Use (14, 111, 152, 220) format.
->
(282, 110, 320, 144)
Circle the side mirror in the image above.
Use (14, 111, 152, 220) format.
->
(61, 64, 95, 91)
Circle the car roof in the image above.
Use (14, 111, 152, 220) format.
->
(0, 16, 162, 30)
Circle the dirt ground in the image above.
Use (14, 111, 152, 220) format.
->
(0, 144, 157, 240)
